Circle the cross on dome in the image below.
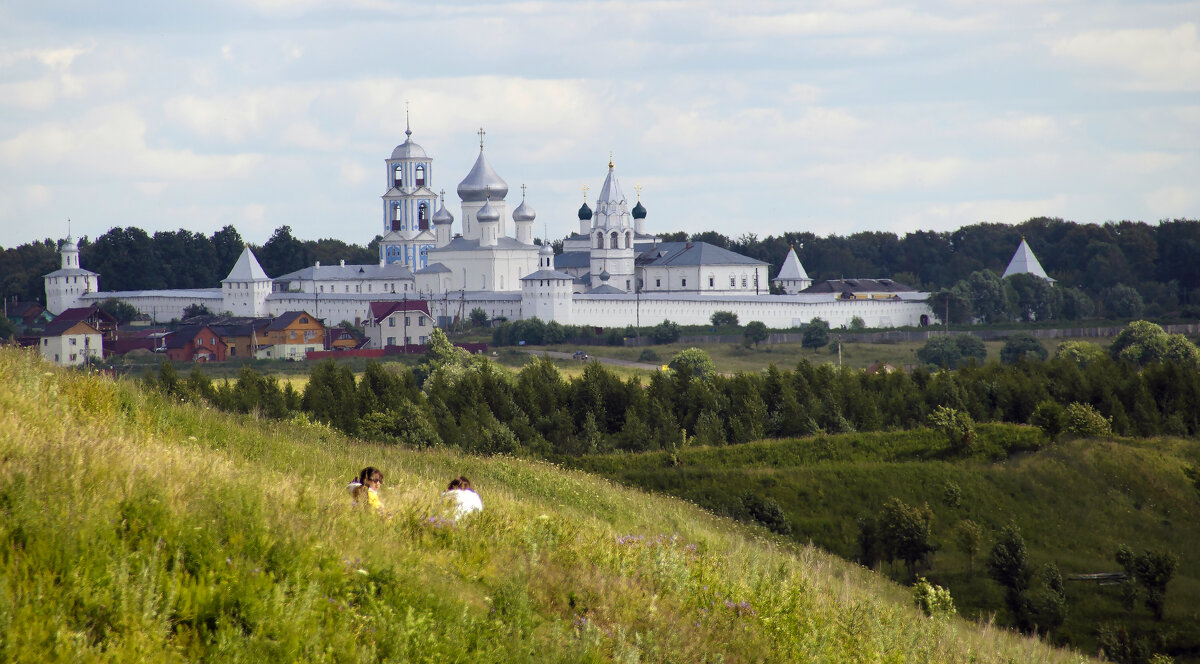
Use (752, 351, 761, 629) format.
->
(581, 184, 589, 202)
(478, 127, 486, 150)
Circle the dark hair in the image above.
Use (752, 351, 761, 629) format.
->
(357, 467, 383, 484)
(446, 477, 461, 491)
(458, 476, 473, 491)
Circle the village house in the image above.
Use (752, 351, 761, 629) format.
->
(364, 300, 434, 349)
(255, 311, 325, 360)
(39, 318, 103, 366)
(165, 324, 229, 363)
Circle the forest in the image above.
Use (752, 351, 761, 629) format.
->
(5, 217, 1200, 322)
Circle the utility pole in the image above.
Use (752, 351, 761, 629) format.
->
(402, 292, 408, 353)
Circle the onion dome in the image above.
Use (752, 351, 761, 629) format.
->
(390, 125, 427, 159)
(513, 196, 536, 222)
(432, 202, 454, 225)
(477, 197, 500, 224)
(457, 150, 508, 202)
(578, 201, 593, 221)
(631, 200, 647, 219)
(539, 243, 554, 256)
(599, 268, 610, 282)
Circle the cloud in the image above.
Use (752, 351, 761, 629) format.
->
(0, 104, 264, 181)
(892, 194, 1071, 233)
(1051, 22, 1200, 91)
(726, 6, 986, 38)
(1144, 186, 1196, 219)
(982, 113, 1059, 142)
(0, 44, 127, 110)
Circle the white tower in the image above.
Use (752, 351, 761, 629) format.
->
(221, 246, 272, 317)
(521, 243, 574, 324)
(44, 234, 99, 315)
(589, 157, 636, 292)
(379, 112, 437, 269)
(773, 245, 813, 294)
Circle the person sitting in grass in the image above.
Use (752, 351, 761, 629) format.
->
(442, 475, 483, 520)
(348, 467, 384, 512)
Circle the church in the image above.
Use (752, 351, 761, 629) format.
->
(47, 123, 934, 331)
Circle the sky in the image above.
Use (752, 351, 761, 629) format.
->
(1, 0, 1198, 252)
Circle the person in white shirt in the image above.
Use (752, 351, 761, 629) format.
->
(442, 475, 483, 520)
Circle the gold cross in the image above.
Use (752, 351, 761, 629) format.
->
(581, 184, 589, 202)
(634, 184, 643, 200)
(477, 127, 486, 149)
(521, 183, 527, 198)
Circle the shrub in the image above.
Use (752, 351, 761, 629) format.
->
(1064, 402, 1111, 438)
(801, 318, 829, 349)
(1030, 400, 1066, 441)
(637, 348, 660, 363)
(1000, 333, 1048, 365)
(711, 311, 738, 327)
(743, 321, 769, 348)
(928, 405, 975, 452)
(651, 320, 681, 344)
(742, 493, 792, 536)
(913, 578, 956, 618)
(849, 316, 866, 331)
(668, 348, 716, 381)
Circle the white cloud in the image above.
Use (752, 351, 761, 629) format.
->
(1144, 186, 1196, 219)
(727, 6, 986, 38)
(1052, 22, 1200, 91)
(0, 104, 264, 181)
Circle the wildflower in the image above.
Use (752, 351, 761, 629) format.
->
(356, 569, 369, 575)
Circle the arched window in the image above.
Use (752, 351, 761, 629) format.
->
(393, 164, 403, 188)
(415, 165, 426, 187)
(625, 231, 632, 248)
(392, 203, 402, 231)
(595, 232, 604, 249)
(418, 203, 429, 230)
(610, 231, 619, 248)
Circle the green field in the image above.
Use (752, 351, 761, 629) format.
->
(567, 426, 1200, 660)
(0, 347, 1095, 663)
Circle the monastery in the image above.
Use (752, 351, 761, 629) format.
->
(46, 124, 936, 331)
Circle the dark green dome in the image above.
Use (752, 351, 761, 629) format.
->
(632, 200, 647, 219)
(578, 202, 593, 220)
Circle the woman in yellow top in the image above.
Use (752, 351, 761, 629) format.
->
(347, 467, 384, 512)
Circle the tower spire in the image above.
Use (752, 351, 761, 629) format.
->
(405, 101, 411, 137)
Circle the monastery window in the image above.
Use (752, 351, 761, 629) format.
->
(415, 165, 426, 187)
(730, 276, 736, 288)
(610, 231, 619, 248)
(626, 279, 631, 290)
(345, 286, 349, 293)
(625, 232, 632, 248)
(596, 233, 604, 249)
(655, 278, 661, 288)
(681, 278, 687, 288)
(394, 164, 403, 188)
(708, 276, 714, 288)
(742, 276, 748, 287)
(392, 204, 403, 231)
(418, 203, 429, 230)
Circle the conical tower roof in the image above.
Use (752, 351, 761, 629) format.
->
(1002, 237, 1054, 282)
(775, 246, 809, 281)
(458, 150, 508, 202)
(222, 246, 270, 282)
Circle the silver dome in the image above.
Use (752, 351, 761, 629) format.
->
(457, 151, 508, 202)
(476, 198, 500, 223)
(539, 243, 553, 255)
(391, 138, 427, 160)
(432, 202, 454, 225)
(512, 198, 536, 222)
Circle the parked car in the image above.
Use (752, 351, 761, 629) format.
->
(572, 350, 588, 360)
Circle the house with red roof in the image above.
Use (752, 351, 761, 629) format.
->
(364, 300, 434, 349)
(165, 324, 228, 363)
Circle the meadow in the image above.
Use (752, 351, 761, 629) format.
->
(0, 347, 1095, 663)
(568, 426, 1200, 660)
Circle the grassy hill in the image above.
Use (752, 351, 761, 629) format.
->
(567, 427, 1200, 660)
(0, 348, 1094, 663)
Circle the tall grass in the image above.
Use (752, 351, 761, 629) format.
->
(0, 348, 1092, 662)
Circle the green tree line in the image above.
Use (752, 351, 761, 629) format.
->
(145, 324, 1200, 460)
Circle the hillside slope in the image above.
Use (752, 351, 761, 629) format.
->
(568, 428, 1200, 659)
(0, 349, 1091, 663)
